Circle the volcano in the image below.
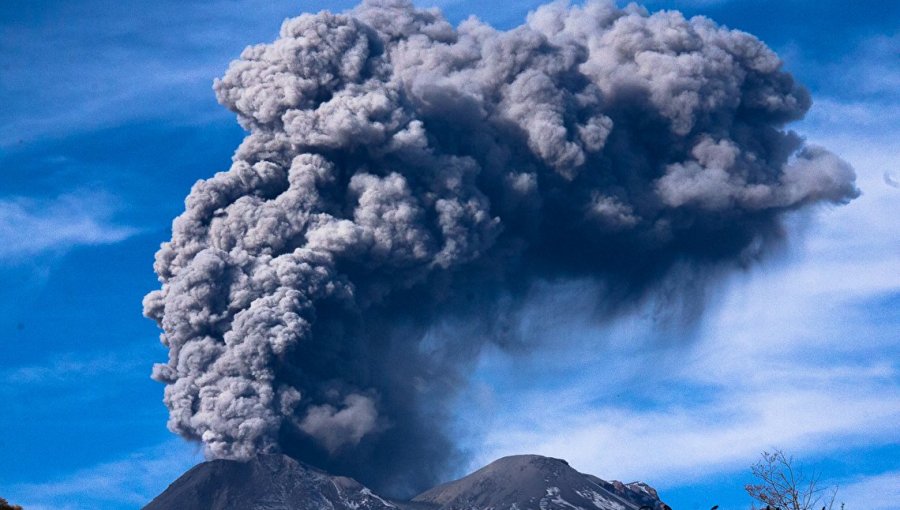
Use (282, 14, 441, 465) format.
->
(144, 454, 670, 510)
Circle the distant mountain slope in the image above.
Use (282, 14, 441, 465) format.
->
(144, 454, 669, 510)
(142, 454, 398, 510)
(412, 455, 670, 510)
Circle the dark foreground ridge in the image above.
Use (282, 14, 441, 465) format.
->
(144, 454, 670, 510)
(143, 454, 397, 510)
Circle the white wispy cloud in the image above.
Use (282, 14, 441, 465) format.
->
(3, 440, 204, 510)
(805, 98, 900, 133)
(478, 372, 899, 482)
(833, 469, 900, 510)
(0, 0, 340, 145)
(834, 33, 900, 99)
(0, 192, 136, 262)
(0, 348, 148, 392)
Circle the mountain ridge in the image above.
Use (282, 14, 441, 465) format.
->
(144, 453, 670, 510)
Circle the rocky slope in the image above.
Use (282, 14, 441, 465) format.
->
(412, 455, 669, 510)
(144, 454, 669, 510)
(143, 454, 398, 510)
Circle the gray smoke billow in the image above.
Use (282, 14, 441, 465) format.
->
(144, 0, 858, 496)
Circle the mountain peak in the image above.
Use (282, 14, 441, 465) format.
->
(412, 454, 668, 510)
(487, 454, 570, 468)
(143, 453, 396, 510)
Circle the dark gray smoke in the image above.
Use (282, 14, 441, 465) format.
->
(144, 0, 858, 496)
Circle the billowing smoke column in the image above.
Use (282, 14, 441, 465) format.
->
(145, 0, 858, 496)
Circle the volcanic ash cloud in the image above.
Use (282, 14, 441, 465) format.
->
(144, 0, 858, 495)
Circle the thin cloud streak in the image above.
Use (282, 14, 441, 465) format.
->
(0, 350, 148, 389)
(479, 369, 899, 483)
(3, 440, 204, 510)
(833, 469, 900, 510)
(0, 0, 352, 146)
(0, 192, 136, 262)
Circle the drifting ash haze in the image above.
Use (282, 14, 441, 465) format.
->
(144, 0, 858, 496)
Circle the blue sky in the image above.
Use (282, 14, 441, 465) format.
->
(0, 1, 897, 509)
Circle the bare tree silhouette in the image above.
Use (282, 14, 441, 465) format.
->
(745, 450, 841, 510)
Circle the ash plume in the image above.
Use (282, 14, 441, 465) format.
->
(144, 0, 858, 496)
